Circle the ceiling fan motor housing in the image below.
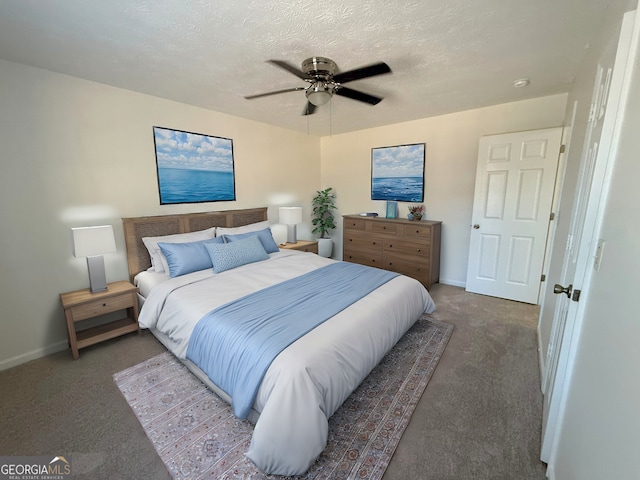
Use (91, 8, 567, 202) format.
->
(302, 57, 337, 78)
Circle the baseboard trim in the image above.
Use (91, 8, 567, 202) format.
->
(546, 463, 555, 479)
(0, 340, 68, 371)
(438, 278, 466, 288)
(537, 324, 546, 391)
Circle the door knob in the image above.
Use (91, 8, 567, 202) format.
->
(553, 283, 573, 298)
(473, 224, 480, 229)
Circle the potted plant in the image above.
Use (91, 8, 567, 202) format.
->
(408, 204, 425, 221)
(312, 187, 337, 257)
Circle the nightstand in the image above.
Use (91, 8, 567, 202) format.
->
(60, 280, 140, 360)
(279, 240, 319, 254)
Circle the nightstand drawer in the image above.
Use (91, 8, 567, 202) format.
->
(279, 240, 318, 253)
(71, 294, 134, 322)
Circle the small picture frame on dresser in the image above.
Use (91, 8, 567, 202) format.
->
(386, 201, 398, 218)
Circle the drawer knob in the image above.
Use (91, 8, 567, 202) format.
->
(417, 249, 421, 252)
(389, 244, 393, 248)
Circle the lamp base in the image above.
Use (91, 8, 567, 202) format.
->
(87, 255, 108, 293)
(286, 225, 298, 244)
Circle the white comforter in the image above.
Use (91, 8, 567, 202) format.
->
(137, 250, 435, 475)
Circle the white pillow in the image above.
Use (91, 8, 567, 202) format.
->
(142, 227, 216, 273)
(215, 220, 270, 237)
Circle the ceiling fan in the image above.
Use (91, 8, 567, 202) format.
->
(244, 57, 391, 115)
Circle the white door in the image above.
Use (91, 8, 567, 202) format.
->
(540, 9, 637, 464)
(466, 128, 562, 304)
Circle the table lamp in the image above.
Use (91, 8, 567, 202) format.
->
(279, 206, 303, 244)
(71, 225, 117, 293)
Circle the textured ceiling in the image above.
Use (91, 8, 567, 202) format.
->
(0, 0, 614, 136)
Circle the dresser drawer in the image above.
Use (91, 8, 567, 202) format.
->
(370, 222, 399, 236)
(380, 256, 430, 285)
(384, 239, 430, 260)
(71, 293, 134, 322)
(403, 224, 433, 242)
(344, 232, 382, 255)
(343, 218, 367, 231)
(343, 248, 383, 268)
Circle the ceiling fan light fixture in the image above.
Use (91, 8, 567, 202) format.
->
(306, 82, 332, 106)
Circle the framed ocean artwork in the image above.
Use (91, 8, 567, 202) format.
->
(152, 126, 236, 204)
(371, 143, 425, 202)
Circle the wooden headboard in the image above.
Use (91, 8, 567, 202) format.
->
(122, 207, 268, 281)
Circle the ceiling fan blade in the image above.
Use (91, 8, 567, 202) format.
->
(335, 86, 383, 105)
(267, 60, 309, 80)
(244, 86, 306, 100)
(333, 62, 391, 84)
(301, 102, 317, 116)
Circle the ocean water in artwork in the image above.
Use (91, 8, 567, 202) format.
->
(158, 168, 235, 204)
(372, 176, 424, 202)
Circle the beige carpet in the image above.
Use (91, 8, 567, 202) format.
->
(114, 316, 453, 479)
(0, 284, 547, 479)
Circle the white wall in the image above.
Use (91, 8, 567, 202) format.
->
(320, 95, 567, 286)
(0, 59, 321, 369)
(550, 2, 640, 478)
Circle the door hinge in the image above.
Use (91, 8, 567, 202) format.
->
(560, 144, 566, 154)
(550, 212, 555, 221)
(572, 289, 581, 302)
(541, 274, 546, 282)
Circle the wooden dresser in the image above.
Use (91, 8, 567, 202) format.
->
(342, 215, 442, 289)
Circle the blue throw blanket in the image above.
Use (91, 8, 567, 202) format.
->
(186, 262, 399, 418)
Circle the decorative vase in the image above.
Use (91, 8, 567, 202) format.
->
(413, 214, 423, 221)
(317, 238, 333, 258)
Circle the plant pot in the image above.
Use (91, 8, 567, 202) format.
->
(413, 215, 423, 221)
(317, 238, 333, 258)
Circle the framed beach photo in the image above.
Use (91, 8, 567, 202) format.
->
(152, 126, 236, 204)
(371, 143, 425, 202)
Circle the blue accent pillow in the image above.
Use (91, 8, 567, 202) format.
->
(205, 234, 269, 273)
(158, 237, 224, 277)
(222, 228, 280, 254)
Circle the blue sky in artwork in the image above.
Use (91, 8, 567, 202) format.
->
(153, 127, 234, 172)
(372, 144, 424, 178)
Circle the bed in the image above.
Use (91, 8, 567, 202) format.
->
(122, 207, 436, 475)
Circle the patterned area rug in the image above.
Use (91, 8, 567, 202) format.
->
(114, 315, 453, 479)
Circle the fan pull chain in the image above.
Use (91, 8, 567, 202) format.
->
(329, 98, 332, 137)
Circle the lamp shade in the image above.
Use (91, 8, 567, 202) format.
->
(71, 225, 116, 258)
(279, 207, 303, 225)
